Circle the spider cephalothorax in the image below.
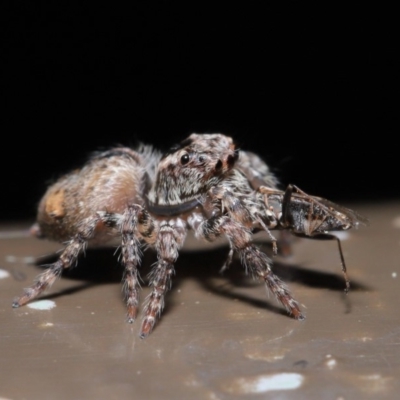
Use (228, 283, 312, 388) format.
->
(148, 133, 238, 207)
(13, 133, 367, 338)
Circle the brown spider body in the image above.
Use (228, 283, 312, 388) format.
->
(14, 133, 367, 338)
(33, 146, 159, 243)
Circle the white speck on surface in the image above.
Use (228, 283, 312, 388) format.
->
(361, 337, 372, 342)
(195, 301, 200, 304)
(27, 300, 56, 310)
(325, 358, 337, 369)
(392, 272, 397, 278)
(5, 255, 17, 263)
(224, 373, 304, 394)
(0, 269, 10, 279)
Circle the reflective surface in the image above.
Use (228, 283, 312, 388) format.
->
(1, 201, 399, 399)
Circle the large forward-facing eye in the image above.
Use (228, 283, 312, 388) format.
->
(180, 153, 190, 165)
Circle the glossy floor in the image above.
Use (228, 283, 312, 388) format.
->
(0, 201, 399, 399)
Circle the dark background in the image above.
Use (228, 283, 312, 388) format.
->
(1, 2, 397, 222)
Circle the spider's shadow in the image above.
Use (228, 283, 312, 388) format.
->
(34, 244, 369, 319)
(174, 245, 369, 317)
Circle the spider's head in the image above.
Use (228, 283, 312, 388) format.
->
(148, 133, 238, 206)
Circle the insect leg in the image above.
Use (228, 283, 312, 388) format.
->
(296, 232, 350, 293)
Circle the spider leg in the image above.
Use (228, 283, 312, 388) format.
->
(117, 205, 156, 323)
(140, 220, 186, 338)
(198, 215, 305, 320)
(208, 185, 255, 272)
(12, 214, 103, 308)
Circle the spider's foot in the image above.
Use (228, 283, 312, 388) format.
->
(263, 273, 305, 321)
(126, 305, 138, 323)
(12, 298, 21, 308)
(140, 316, 155, 339)
(12, 288, 37, 308)
(291, 307, 306, 321)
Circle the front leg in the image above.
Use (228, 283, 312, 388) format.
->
(197, 215, 305, 320)
(210, 184, 279, 262)
(140, 219, 186, 338)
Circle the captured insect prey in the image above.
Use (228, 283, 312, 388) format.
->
(13, 133, 368, 338)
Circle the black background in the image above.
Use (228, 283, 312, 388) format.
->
(1, 2, 397, 222)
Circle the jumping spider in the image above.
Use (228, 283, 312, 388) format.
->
(13, 133, 368, 338)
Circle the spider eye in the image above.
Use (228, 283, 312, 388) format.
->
(180, 153, 190, 165)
